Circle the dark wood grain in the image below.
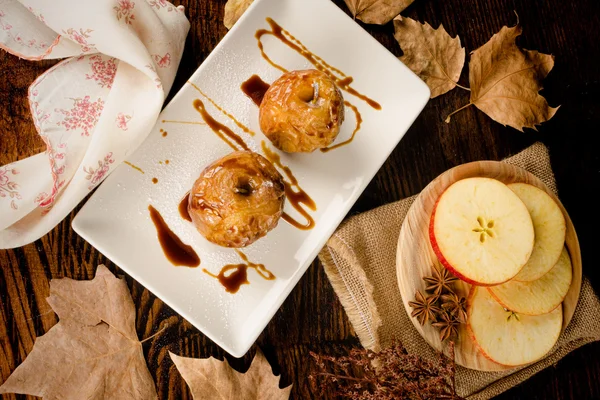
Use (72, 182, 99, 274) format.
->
(1, 0, 600, 399)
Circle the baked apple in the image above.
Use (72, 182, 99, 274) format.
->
(188, 151, 286, 247)
(259, 69, 344, 152)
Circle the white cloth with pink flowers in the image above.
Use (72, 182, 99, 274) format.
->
(0, 0, 190, 248)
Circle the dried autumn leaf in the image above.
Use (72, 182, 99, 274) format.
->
(393, 16, 466, 98)
(344, 0, 414, 25)
(448, 24, 559, 131)
(224, 0, 254, 29)
(171, 349, 291, 399)
(0, 265, 157, 399)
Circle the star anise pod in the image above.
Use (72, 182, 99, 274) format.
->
(432, 311, 460, 342)
(423, 264, 458, 296)
(441, 292, 468, 323)
(409, 290, 441, 325)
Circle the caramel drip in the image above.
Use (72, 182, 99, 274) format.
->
(203, 249, 275, 294)
(161, 120, 206, 125)
(261, 141, 316, 230)
(321, 101, 363, 153)
(241, 75, 271, 106)
(188, 81, 255, 136)
(236, 250, 276, 280)
(192, 99, 250, 151)
(123, 161, 145, 174)
(178, 192, 192, 222)
(281, 202, 315, 230)
(148, 205, 200, 268)
(255, 17, 381, 110)
(203, 265, 248, 294)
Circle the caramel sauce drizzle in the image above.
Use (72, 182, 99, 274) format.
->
(261, 142, 316, 230)
(192, 99, 250, 152)
(203, 250, 275, 294)
(162, 120, 205, 125)
(321, 101, 363, 153)
(178, 192, 192, 222)
(188, 81, 255, 136)
(241, 74, 271, 106)
(123, 161, 145, 174)
(255, 17, 381, 110)
(148, 205, 200, 267)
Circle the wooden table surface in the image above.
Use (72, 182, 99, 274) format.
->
(1, 0, 600, 398)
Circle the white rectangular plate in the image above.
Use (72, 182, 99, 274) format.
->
(73, 0, 429, 357)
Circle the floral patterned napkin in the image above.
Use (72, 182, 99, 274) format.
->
(0, 0, 190, 248)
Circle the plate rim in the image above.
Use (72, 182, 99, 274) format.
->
(72, 0, 431, 358)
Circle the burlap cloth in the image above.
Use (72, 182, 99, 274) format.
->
(318, 142, 600, 399)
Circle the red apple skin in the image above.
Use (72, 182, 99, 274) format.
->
(466, 287, 505, 366)
(486, 288, 510, 309)
(429, 192, 513, 287)
(467, 317, 504, 366)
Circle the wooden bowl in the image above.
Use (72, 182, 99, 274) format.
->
(395, 161, 582, 371)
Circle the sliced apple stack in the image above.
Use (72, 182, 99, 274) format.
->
(429, 178, 572, 366)
(429, 177, 535, 286)
(508, 183, 566, 282)
(488, 247, 572, 315)
(467, 287, 562, 366)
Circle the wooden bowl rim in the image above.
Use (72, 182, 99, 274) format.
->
(395, 160, 582, 371)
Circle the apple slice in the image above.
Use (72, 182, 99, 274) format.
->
(488, 247, 572, 315)
(508, 183, 566, 282)
(467, 287, 562, 366)
(430, 177, 534, 286)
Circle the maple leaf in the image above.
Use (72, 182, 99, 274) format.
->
(0, 265, 157, 400)
(447, 23, 559, 131)
(170, 349, 291, 399)
(393, 16, 466, 98)
(344, 0, 414, 25)
(224, 0, 254, 29)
